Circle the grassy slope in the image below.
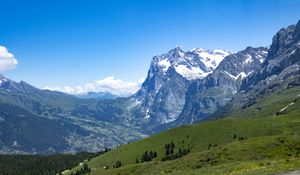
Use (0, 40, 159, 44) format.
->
(99, 135, 300, 175)
(224, 86, 300, 118)
(67, 87, 300, 175)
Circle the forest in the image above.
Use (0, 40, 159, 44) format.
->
(0, 151, 105, 175)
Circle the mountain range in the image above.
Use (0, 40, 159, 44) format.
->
(75, 92, 119, 100)
(0, 20, 299, 154)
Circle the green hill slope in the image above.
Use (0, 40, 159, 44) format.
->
(67, 86, 300, 175)
(95, 135, 300, 175)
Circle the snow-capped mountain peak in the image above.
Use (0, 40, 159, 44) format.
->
(153, 47, 230, 80)
(191, 48, 231, 71)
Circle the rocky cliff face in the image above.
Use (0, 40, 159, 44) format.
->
(241, 21, 300, 91)
(175, 47, 268, 125)
(220, 20, 300, 116)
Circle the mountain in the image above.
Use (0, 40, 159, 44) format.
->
(75, 92, 119, 100)
(132, 47, 230, 130)
(174, 46, 268, 125)
(218, 20, 300, 117)
(0, 102, 74, 154)
(242, 22, 300, 91)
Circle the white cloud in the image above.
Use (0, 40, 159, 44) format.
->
(44, 76, 145, 96)
(0, 46, 18, 72)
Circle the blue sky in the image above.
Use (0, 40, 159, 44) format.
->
(1, 0, 300, 94)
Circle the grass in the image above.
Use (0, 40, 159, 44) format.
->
(225, 84, 300, 119)
(73, 133, 300, 175)
(94, 135, 300, 175)
(66, 86, 300, 175)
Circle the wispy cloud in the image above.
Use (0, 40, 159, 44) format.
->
(0, 46, 18, 72)
(44, 76, 145, 96)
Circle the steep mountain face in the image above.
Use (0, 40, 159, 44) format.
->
(242, 22, 300, 90)
(222, 20, 300, 114)
(133, 47, 230, 127)
(175, 47, 268, 125)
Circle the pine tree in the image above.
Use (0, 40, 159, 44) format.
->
(153, 151, 157, 158)
(115, 160, 122, 168)
(166, 149, 170, 156)
(178, 148, 183, 157)
(150, 151, 153, 159)
(83, 163, 90, 172)
(171, 141, 175, 149)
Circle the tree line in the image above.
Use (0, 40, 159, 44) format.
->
(102, 140, 192, 171)
(161, 141, 190, 161)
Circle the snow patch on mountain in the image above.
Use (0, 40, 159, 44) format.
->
(127, 98, 142, 109)
(259, 58, 264, 63)
(144, 109, 150, 119)
(0, 78, 7, 85)
(192, 48, 230, 71)
(279, 102, 294, 112)
(12, 140, 19, 147)
(158, 59, 171, 72)
(243, 55, 253, 64)
(256, 51, 267, 63)
(174, 65, 210, 80)
(224, 70, 254, 80)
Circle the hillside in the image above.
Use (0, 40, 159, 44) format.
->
(66, 86, 300, 175)
(0, 76, 146, 153)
